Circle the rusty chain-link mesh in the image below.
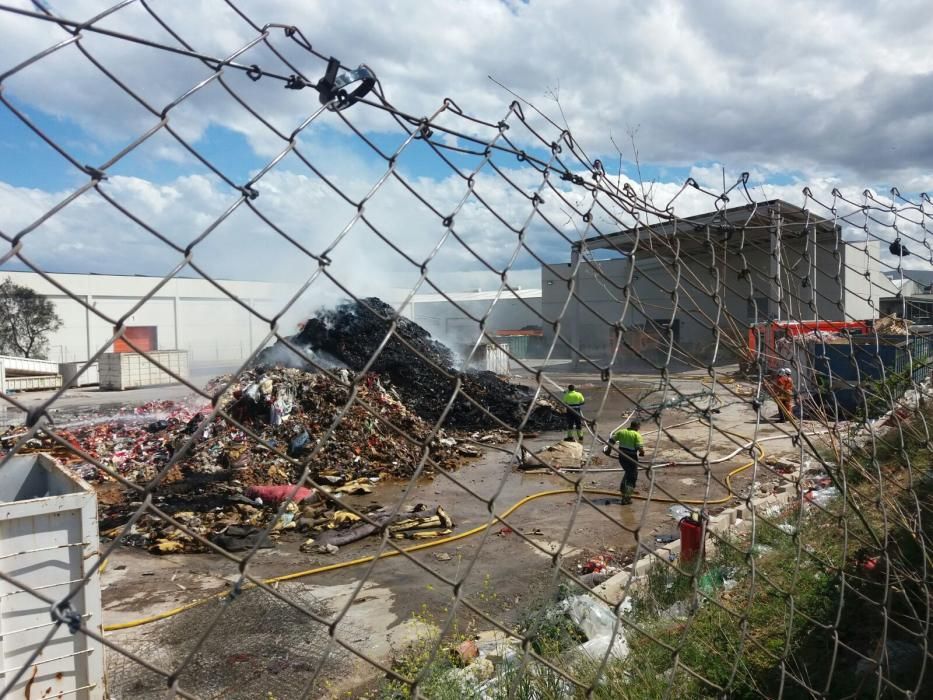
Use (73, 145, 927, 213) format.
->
(0, 2, 930, 699)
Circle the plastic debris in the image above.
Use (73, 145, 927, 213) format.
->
(454, 639, 479, 665)
(581, 555, 610, 574)
(246, 484, 316, 506)
(562, 594, 629, 661)
(287, 430, 310, 457)
(805, 486, 840, 507)
(667, 505, 691, 521)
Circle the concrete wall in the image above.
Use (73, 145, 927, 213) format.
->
(1, 272, 288, 367)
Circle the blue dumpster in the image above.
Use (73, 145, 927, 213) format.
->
(810, 335, 933, 417)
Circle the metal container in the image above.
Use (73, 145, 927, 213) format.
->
(59, 362, 100, 388)
(0, 455, 104, 699)
(0, 355, 59, 377)
(98, 350, 189, 390)
(0, 355, 62, 393)
(3, 374, 63, 391)
(810, 335, 933, 415)
(497, 334, 528, 358)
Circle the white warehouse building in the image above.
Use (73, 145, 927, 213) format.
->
(542, 200, 897, 369)
(1, 271, 291, 368)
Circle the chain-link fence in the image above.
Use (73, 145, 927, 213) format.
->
(1, 2, 930, 698)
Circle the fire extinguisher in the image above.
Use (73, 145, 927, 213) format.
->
(679, 510, 707, 564)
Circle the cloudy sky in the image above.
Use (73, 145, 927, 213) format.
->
(1, 0, 931, 305)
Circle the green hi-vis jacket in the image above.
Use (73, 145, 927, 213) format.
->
(562, 390, 585, 407)
(611, 428, 644, 451)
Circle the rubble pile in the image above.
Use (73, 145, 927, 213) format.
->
(874, 314, 913, 335)
(207, 367, 461, 482)
(257, 297, 563, 430)
(3, 368, 471, 553)
(5, 369, 460, 486)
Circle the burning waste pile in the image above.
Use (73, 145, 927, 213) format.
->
(2, 369, 468, 554)
(256, 297, 563, 430)
(1, 299, 560, 555)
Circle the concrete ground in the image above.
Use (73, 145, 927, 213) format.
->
(72, 368, 823, 698)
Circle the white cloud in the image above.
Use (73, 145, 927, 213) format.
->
(1, 0, 931, 185)
(1, 0, 932, 313)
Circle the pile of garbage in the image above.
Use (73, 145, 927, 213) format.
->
(874, 314, 913, 335)
(6, 368, 461, 486)
(3, 367, 476, 553)
(256, 297, 563, 430)
(112, 498, 455, 556)
(436, 595, 629, 696)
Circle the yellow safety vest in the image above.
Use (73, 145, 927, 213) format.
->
(612, 428, 643, 451)
(563, 390, 585, 406)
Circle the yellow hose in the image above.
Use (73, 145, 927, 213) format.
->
(103, 440, 762, 632)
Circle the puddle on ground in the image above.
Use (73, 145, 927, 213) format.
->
(592, 497, 626, 506)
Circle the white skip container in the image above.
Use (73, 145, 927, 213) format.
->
(0, 454, 104, 699)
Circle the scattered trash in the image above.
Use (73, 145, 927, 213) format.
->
(874, 314, 913, 335)
(777, 523, 797, 535)
(434, 552, 452, 562)
(562, 594, 629, 661)
(454, 639, 479, 665)
(668, 505, 691, 521)
(444, 657, 495, 686)
(659, 599, 692, 621)
(246, 484, 317, 506)
(211, 527, 273, 552)
(474, 630, 520, 664)
(580, 555, 610, 574)
(287, 430, 310, 457)
(309, 505, 454, 549)
(520, 439, 583, 469)
(805, 487, 840, 507)
(858, 554, 880, 574)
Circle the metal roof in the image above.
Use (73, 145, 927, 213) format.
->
(575, 199, 840, 254)
(881, 269, 933, 284)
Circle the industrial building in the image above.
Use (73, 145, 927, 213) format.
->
(0, 271, 290, 369)
(542, 200, 895, 369)
(879, 270, 933, 325)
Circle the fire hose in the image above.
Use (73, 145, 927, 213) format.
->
(103, 427, 772, 633)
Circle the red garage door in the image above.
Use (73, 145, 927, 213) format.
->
(113, 326, 158, 353)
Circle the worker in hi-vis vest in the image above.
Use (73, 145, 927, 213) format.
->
(608, 419, 646, 504)
(562, 385, 586, 441)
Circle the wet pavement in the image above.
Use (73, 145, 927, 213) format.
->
(96, 372, 814, 697)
